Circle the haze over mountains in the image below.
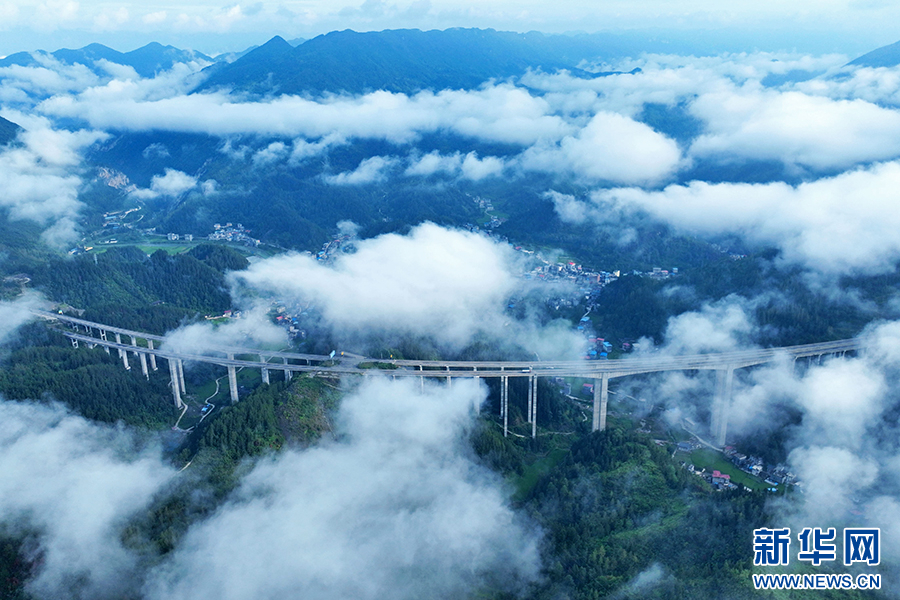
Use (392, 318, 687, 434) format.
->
(3, 25, 900, 600)
(196, 28, 627, 96)
(0, 42, 214, 79)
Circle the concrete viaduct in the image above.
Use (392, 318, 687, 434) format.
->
(32, 310, 865, 447)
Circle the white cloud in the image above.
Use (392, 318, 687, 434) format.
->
(230, 223, 516, 347)
(39, 84, 572, 145)
(796, 358, 885, 449)
(33, 0, 79, 31)
(251, 141, 289, 166)
(0, 400, 174, 600)
(162, 307, 288, 355)
(460, 152, 505, 180)
(289, 133, 347, 163)
(324, 155, 397, 185)
(92, 6, 129, 31)
(145, 377, 541, 600)
(0, 294, 40, 344)
(131, 168, 199, 199)
(228, 223, 583, 356)
(95, 59, 139, 81)
(0, 115, 106, 246)
(405, 150, 506, 180)
(689, 87, 900, 170)
(796, 64, 900, 106)
(141, 10, 167, 25)
(788, 445, 879, 524)
(405, 150, 462, 177)
(520, 112, 681, 185)
(559, 160, 900, 275)
(657, 298, 756, 355)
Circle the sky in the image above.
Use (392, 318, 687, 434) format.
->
(1, 0, 899, 57)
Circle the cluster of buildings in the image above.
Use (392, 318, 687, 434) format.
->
(270, 301, 308, 340)
(315, 234, 354, 262)
(102, 207, 141, 230)
(724, 447, 797, 486)
(472, 195, 505, 230)
(207, 223, 260, 246)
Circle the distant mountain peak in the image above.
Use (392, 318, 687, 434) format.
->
(195, 27, 621, 97)
(847, 39, 900, 68)
(0, 115, 21, 146)
(259, 36, 293, 51)
(0, 41, 212, 79)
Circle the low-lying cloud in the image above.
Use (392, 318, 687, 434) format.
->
(631, 303, 900, 564)
(145, 377, 541, 600)
(556, 160, 900, 275)
(230, 223, 517, 348)
(0, 377, 541, 600)
(0, 113, 106, 246)
(0, 400, 175, 600)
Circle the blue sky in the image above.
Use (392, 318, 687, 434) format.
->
(1, 0, 899, 57)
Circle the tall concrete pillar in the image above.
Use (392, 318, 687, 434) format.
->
(592, 373, 609, 432)
(283, 357, 292, 382)
(531, 375, 538, 439)
(169, 358, 184, 409)
(99, 329, 107, 341)
(177, 359, 186, 395)
(115, 333, 130, 370)
(71, 338, 78, 348)
(501, 374, 509, 437)
(147, 340, 157, 370)
(130, 336, 147, 378)
(139, 352, 149, 379)
(527, 375, 534, 424)
(446, 366, 451, 387)
(261, 367, 270, 384)
(710, 366, 734, 447)
(227, 353, 239, 403)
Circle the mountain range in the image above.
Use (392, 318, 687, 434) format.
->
(0, 42, 214, 78)
(194, 28, 624, 96)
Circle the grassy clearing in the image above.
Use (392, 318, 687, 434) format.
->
(688, 448, 773, 491)
(513, 439, 574, 502)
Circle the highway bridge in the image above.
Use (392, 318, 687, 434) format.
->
(32, 310, 865, 447)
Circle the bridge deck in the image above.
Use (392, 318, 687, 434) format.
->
(54, 316, 864, 379)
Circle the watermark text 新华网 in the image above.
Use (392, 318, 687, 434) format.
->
(752, 527, 881, 590)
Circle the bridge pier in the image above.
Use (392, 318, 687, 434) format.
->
(710, 366, 734, 447)
(227, 353, 239, 403)
(177, 359, 186, 395)
(530, 375, 538, 438)
(147, 340, 157, 370)
(131, 336, 149, 379)
(99, 329, 109, 353)
(283, 357, 292, 382)
(139, 352, 149, 379)
(527, 375, 534, 424)
(115, 333, 130, 370)
(592, 373, 609, 432)
(500, 374, 509, 437)
(261, 367, 270, 385)
(168, 359, 184, 409)
(446, 366, 451, 387)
